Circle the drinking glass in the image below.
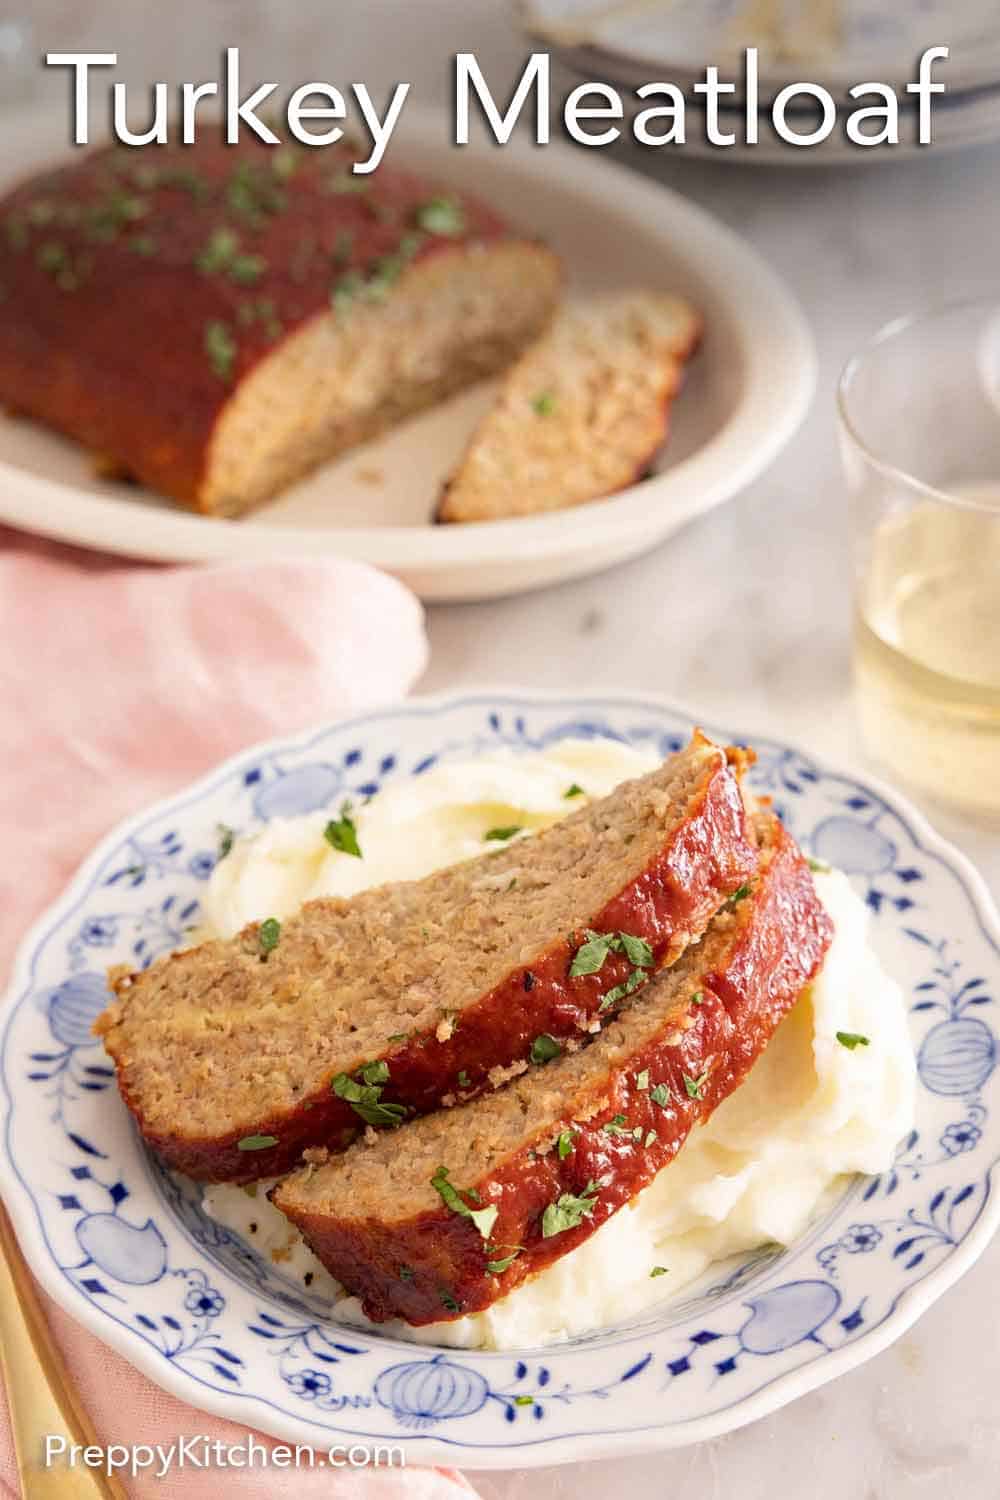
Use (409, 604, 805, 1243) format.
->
(838, 300, 1000, 818)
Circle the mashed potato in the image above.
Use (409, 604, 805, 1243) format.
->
(200, 740, 916, 1349)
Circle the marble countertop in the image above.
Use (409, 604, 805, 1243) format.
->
(14, 1, 1000, 1492)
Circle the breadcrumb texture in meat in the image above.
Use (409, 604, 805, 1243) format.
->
(95, 733, 757, 1181)
(436, 291, 701, 523)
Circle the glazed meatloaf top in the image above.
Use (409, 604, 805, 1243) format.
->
(0, 134, 525, 505)
(95, 732, 758, 1181)
(272, 813, 833, 1325)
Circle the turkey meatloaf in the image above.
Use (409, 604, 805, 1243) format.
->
(0, 137, 560, 515)
(95, 732, 757, 1181)
(272, 813, 833, 1325)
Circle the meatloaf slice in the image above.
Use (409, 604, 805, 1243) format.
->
(436, 291, 701, 523)
(271, 814, 833, 1325)
(95, 732, 757, 1182)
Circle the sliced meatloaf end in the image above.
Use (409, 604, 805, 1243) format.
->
(435, 291, 701, 524)
(95, 731, 758, 1182)
(271, 813, 833, 1325)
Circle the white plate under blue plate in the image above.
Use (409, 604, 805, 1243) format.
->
(2, 691, 999, 1467)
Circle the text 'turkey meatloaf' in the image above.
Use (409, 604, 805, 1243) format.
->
(95, 732, 757, 1182)
(0, 136, 560, 515)
(272, 814, 833, 1324)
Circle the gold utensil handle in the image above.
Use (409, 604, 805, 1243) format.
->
(0, 1199, 127, 1499)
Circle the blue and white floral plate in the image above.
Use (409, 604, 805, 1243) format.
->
(2, 692, 999, 1468)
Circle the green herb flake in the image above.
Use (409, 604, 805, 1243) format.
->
(569, 931, 616, 978)
(619, 933, 654, 968)
(683, 1069, 710, 1101)
(331, 1071, 407, 1128)
(484, 825, 523, 842)
(204, 320, 237, 383)
(563, 783, 585, 799)
(530, 1033, 561, 1065)
(650, 1265, 669, 1278)
(556, 1129, 576, 1160)
(439, 1289, 460, 1313)
(600, 966, 649, 1012)
(415, 196, 466, 236)
(431, 1166, 498, 1241)
(808, 857, 832, 874)
(258, 917, 281, 955)
(650, 1084, 671, 1107)
(324, 804, 363, 858)
(542, 1181, 599, 1238)
(388, 1032, 408, 1043)
(398, 1265, 415, 1281)
(216, 824, 235, 861)
(690, 991, 704, 1006)
(513, 1394, 534, 1407)
(728, 882, 752, 905)
(836, 1031, 870, 1051)
(531, 391, 556, 417)
(457, 1070, 472, 1089)
(486, 1250, 521, 1275)
(359, 1059, 389, 1086)
(635, 1070, 650, 1091)
(603, 1114, 629, 1136)
(237, 1133, 278, 1151)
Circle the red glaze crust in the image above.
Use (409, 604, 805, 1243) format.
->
(275, 819, 833, 1324)
(107, 741, 758, 1182)
(0, 136, 515, 508)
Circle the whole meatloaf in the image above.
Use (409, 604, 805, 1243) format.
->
(271, 813, 833, 1325)
(0, 137, 560, 515)
(95, 732, 757, 1182)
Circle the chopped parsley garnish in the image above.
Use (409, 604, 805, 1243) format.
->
(416, 196, 466, 236)
(556, 1130, 576, 1159)
(204, 320, 237, 382)
(635, 1070, 650, 1091)
(542, 1182, 599, 1238)
(650, 1265, 668, 1278)
(569, 930, 655, 979)
(431, 1166, 498, 1240)
(564, 783, 585, 799)
(602, 1114, 629, 1136)
(486, 1250, 521, 1275)
(649, 1084, 671, 1107)
(237, 1133, 278, 1151)
(324, 804, 362, 858)
(836, 1031, 870, 1050)
(691, 991, 704, 1006)
(388, 1032, 408, 1043)
(600, 966, 649, 1011)
(530, 1034, 561, 1065)
(484, 825, 522, 842)
(398, 1265, 415, 1281)
(216, 824, 235, 861)
(808, 858, 832, 874)
(568, 931, 616, 977)
(439, 1289, 461, 1313)
(332, 1067, 407, 1128)
(258, 917, 281, 955)
(683, 1069, 710, 1101)
(457, 1070, 472, 1089)
(728, 883, 752, 905)
(532, 391, 556, 416)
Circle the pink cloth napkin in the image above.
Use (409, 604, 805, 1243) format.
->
(0, 527, 473, 1499)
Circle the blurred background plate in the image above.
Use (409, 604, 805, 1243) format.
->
(519, 0, 1000, 164)
(0, 104, 814, 601)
